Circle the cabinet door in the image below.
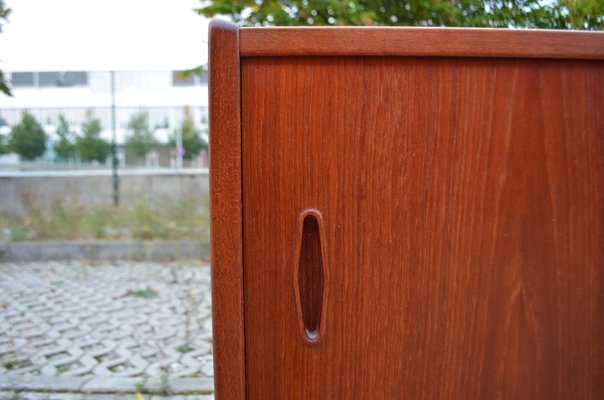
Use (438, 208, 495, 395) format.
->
(242, 57, 604, 399)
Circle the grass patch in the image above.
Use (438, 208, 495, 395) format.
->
(3, 359, 32, 370)
(127, 288, 159, 298)
(176, 344, 194, 353)
(0, 196, 209, 242)
(56, 365, 70, 375)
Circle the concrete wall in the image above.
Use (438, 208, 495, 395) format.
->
(0, 169, 209, 215)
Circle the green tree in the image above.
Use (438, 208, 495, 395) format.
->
(558, 0, 604, 30)
(171, 107, 207, 161)
(125, 111, 158, 162)
(54, 115, 78, 160)
(77, 110, 109, 163)
(0, 0, 11, 96)
(9, 111, 46, 160)
(0, 132, 9, 154)
(197, 0, 602, 30)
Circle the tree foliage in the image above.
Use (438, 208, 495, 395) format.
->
(170, 106, 206, 161)
(9, 111, 47, 160)
(125, 111, 158, 161)
(0, 132, 9, 154)
(197, 0, 603, 30)
(54, 114, 78, 160)
(0, 0, 12, 96)
(77, 110, 109, 163)
(559, 0, 604, 29)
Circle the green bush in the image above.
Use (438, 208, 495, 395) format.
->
(77, 110, 110, 163)
(9, 111, 47, 160)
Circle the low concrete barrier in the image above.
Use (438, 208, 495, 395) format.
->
(0, 169, 209, 215)
(0, 240, 209, 262)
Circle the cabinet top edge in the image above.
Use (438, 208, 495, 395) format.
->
(238, 27, 604, 60)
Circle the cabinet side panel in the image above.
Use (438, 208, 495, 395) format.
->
(209, 19, 245, 400)
(242, 56, 604, 399)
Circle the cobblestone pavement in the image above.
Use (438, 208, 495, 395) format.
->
(0, 261, 214, 399)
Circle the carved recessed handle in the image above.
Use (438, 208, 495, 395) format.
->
(294, 209, 327, 344)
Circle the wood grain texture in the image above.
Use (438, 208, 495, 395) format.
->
(240, 27, 604, 60)
(242, 56, 604, 399)
(208, 19, 245, 400)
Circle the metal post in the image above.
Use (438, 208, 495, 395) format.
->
(176, 126, 183, 169)
(110, 70, 119, 206)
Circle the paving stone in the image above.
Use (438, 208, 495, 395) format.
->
(0, 261, 214, 396)
(0, 394, 216, 400)
(0, 392, 142, 400)
(0, 375, 88, 392)
(169, 378, 214, 394)
(80, 377, 163, 393)
(150, 396, 215, 400)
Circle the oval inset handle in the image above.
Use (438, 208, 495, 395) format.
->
(294, 209, 327, 344)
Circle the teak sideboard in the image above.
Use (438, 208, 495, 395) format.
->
(209, 20, 604, 399)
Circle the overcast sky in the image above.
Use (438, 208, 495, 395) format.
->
(0, 0, 212, 71)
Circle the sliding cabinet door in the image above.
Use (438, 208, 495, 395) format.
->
(241, 56, 604, 399)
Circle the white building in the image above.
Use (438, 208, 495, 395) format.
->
(0, 70, 208, 145)
(0, 0, 212, 167)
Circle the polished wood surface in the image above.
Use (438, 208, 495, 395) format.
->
(240, 27, 604, 59)
(208, 19, 245, 400)
(241, 57, 604, 399)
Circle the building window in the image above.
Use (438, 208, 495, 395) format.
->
(11, 72, 34, 87)
(172, 70, 207, 87)
(38, 72, 59, 87)
(172, 71, 195, 86)
(62, 71, 88, 86)
(199, 71, 208, 84)
(39, 71, 88, 87)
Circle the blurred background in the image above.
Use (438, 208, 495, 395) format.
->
(0, 0, 211, 244)
(0, 0, 601, 243)
(0, 1, 601, 399)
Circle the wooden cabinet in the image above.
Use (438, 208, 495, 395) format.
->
(209, 20, 604, 399)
